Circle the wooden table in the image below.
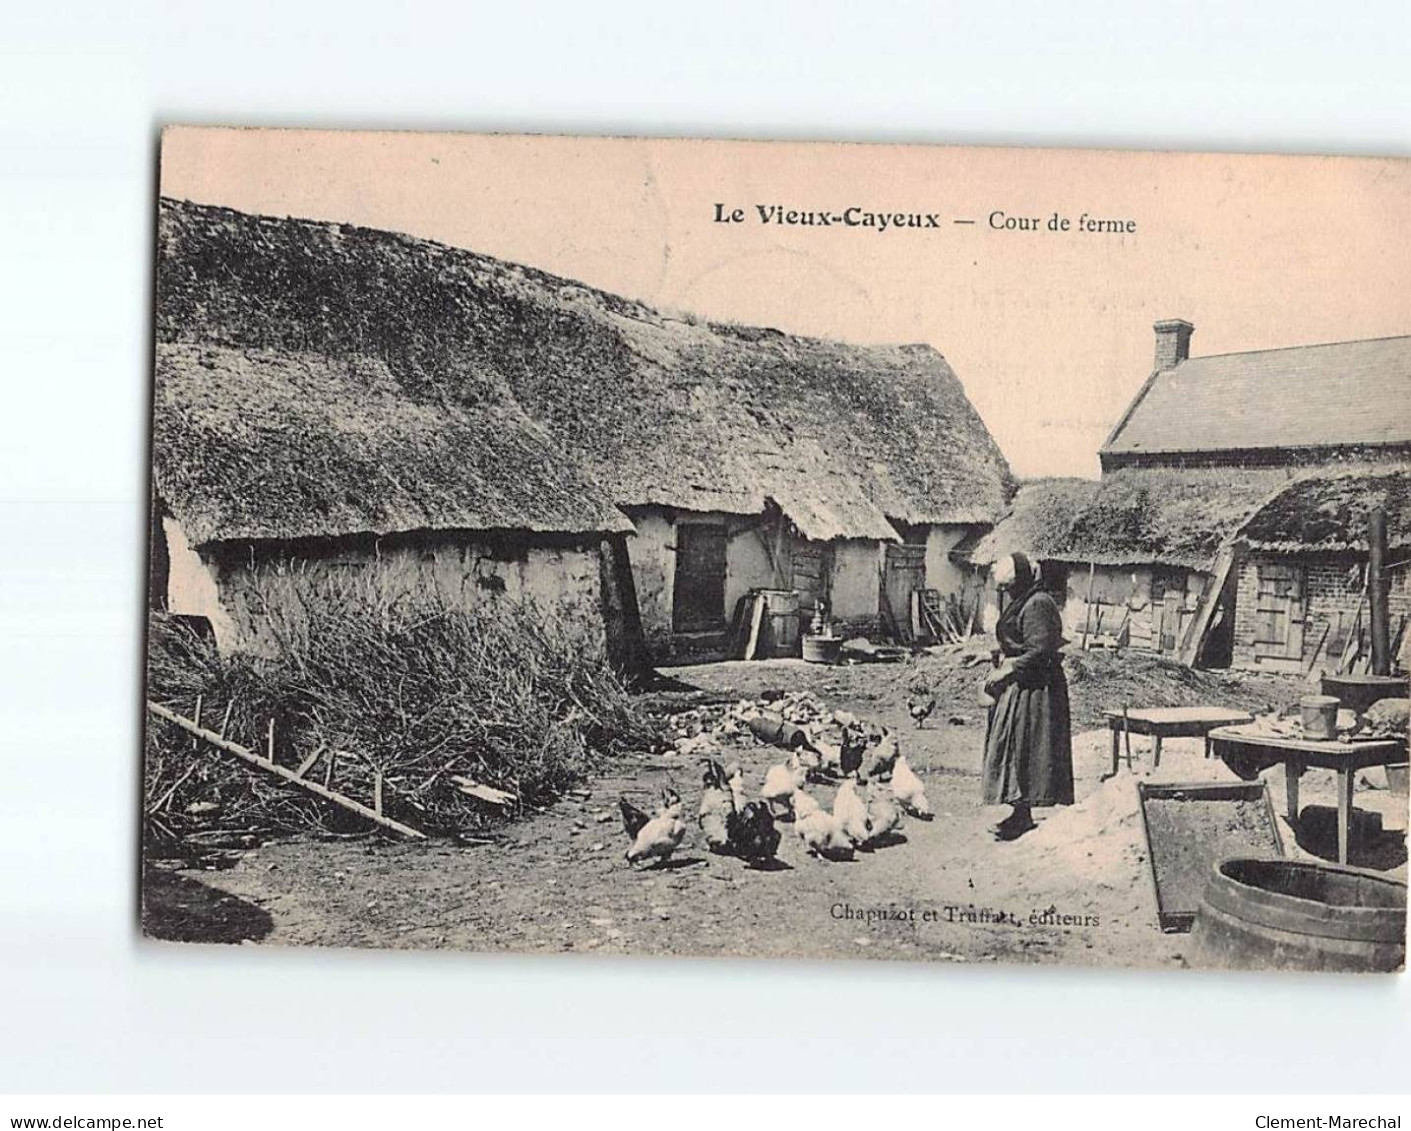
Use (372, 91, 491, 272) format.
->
(1207, 726, 1407, 864)
(1105, 706, 1256, 773)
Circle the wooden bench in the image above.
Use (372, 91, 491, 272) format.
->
(1105, 706, 1256, 773)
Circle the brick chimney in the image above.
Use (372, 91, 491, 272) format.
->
(1153, 318, 1194, 370)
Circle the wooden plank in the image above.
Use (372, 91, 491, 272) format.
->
(1338, 588, 1368, 674)
(293, 743, 328, 780)
(1079, 562, 1096, 650)
(147, 702, 426, 839)
(1302, 621, 1332, 676)
(150, 763, 197, 815)
(1178, 546, 1234, 666)
(451, 776, 518, 806)
(743, 593, 767, 661)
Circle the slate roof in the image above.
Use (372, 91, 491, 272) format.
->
(1103, 336, 1411, 457)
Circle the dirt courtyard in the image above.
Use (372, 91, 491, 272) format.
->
(142, 650, 1409, 969)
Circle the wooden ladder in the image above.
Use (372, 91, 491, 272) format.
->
(147, 701, 426, 839)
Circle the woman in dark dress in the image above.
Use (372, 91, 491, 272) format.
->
(981, 551, 1074, 840)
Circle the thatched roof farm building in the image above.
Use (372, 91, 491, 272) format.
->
(1051, 466, 1292, 571)
(962, 478, 1101, 569)
(1236, 467, 1411, 557)
(949, 478, 1099, 632)
(1047, 319, 1411, 669)
(151, 198, 1012, 660)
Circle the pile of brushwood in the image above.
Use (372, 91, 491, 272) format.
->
(144, 571, 660, 852)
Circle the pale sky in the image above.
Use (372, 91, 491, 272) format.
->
(161, 128, 1411, 480)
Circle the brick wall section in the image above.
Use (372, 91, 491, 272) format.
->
(1233, 555, 1411, 671)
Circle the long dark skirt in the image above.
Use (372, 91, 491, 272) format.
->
(981, 671, 1074, 807)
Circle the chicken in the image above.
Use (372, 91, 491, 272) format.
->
(698, 760, 737, 853)
(761, 752, 807, 817)
(792, 790, 853, 860)
(889, 754, 932, 818)
(908, 691, 937, 729)
(860, 727, 901, 782)
(811, 733, 843, 777)
(728, 800, 781, 866)
(864, 780, 903, 845)
(619, 795, 651, 840)
(839, 726, 868, 779)
(831, 779, 873, 847)
(624, 788, 687, 867)
(726, 763, 748, 812)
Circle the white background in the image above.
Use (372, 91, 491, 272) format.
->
(2, 0, 1409, 1095)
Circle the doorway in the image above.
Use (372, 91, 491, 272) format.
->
(672, 523, 728, 634)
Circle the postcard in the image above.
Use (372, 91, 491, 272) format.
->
(143, 127, 1409, 971)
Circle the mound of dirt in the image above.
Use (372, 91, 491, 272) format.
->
(904, 645, 1302, 731)
(999, 772, 1159, 944)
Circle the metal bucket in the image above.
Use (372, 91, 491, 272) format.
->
(1300, 695, 1340, 741)
(801, 634, 841, 664)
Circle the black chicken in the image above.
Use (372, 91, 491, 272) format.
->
(618, 795, 651, 839)
(727, 800, 781, 866)
(838, 726, 868, 779)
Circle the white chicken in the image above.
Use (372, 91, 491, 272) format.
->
(889, 754, 932, 818)
(864, 779, 903, 845)
(860, 727, 901, 782)
(726, 763, 748, 812)
(697, 761, 737, 853)
(761, 752, 807, 816)
(831, 779, 873, 847)
(792, 790, 852, 860)
(622, 789, 687, 867)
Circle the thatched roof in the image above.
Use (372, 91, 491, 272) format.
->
(1104, 335, 1411, 459)
(156, 198, 1012, 547)
(1050, 466, 1295, 570)
(154, 343, 633, 545)
(958, 478, 1100, 567)
(1236, 466, 1411, 555)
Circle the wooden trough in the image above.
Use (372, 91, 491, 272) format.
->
(1137, 780, 1284, 932)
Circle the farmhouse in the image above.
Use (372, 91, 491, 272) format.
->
(1232, 466, 1411, 673)
(951, 477, 1100, 632)
(1047, 319, 1411, 668)
(151, 199, 1011, 663)
(148, 341, 645, 665)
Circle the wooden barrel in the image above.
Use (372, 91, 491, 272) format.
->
(1189, 858, 1406, 974)
(758, 589, 802, 657)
